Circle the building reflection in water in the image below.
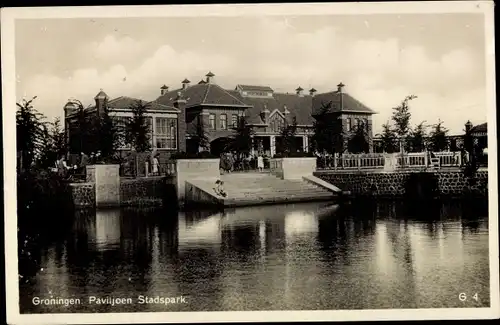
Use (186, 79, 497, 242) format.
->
(95, 209, 121, 251)
(20, 199, 490, 313)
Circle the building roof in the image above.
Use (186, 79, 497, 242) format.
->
(156, 83, 251, 108)
(470, 122, 487, 134)
(227, 90, 315, 126)
(312, 90, 376, 115)
(160, 85, 169, 89)
(206, 71, 215, 77)
(182, 78, 191, 84)
(107, 96, 179, 112)
(236, 84, 274, 92)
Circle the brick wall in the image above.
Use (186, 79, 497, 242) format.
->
(175, 99, 187, 152)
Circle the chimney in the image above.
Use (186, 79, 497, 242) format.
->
(94, 89, 109, 117)
(181, 78, 191, 90)
(295, 86, 304, 96)
(205, 71, 215, 84)
(160, 85, 169, 96)
(309, 88, 317, 96)
(337, 82, 345, 110)
(465, 120, 473, 133)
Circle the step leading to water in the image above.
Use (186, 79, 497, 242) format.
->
(186, 172, 338, 207)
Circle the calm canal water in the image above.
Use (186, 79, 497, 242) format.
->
(19, 200, 490, 313)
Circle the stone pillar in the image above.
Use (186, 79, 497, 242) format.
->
(302, 136, 308, 152)
(250, 136, 255, 156)
(151, 116, 157, 149)
(270, 135, 276, 157)
(86, 164, 121, 208)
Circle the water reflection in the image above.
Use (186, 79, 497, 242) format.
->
(20, 200, 490, 313)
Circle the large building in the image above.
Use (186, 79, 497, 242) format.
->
(64, 71, 376, 159)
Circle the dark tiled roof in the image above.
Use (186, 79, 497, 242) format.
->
(182, 78, 191, 84)
(198, 80, 207, 84)
(312, 91, 375, 115)
(160, 85, 169, 89)
(156, 84, 250, 108)
(296, 86, 304, 91)
(470, 122, 487, 134)
(228, 90, 314, 126)
(236, 84, 274, 92)
(206, 71, 215, 77)
(107, 96, 180, 112)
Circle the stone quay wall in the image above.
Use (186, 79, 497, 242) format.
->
(69, 182, 95, 208)
(69, 176, 176, 208)
(314, 170, 488, 198)
(120, 176, 176, 207)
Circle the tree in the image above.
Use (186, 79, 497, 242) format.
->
(69, 101, 94, 154)
(407, 121, 428, 152)
(429, 120, 449, 152)
(277, 116, 298, 156)
(391, 95, 417, 152)
(38, 117, 67, 168)
(125, 100, 151, 152)
(95, 113, 120, 160)
(348, 122, 370, 154)
(16, 96, 49, 170)
(377, 122, 398, 153)
(228, 116, 254, 158)
(194, 116, 210, 152)
(312, 102, 345, 155)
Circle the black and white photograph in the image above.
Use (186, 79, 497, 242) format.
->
(2, 2, 498, 324)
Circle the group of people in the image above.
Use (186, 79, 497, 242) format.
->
(53, 151, 102, 178)
(219, 152, 265, 173)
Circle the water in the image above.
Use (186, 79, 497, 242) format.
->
(19, 200, 490, 313)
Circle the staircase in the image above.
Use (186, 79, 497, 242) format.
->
(188, 172, 338, 207)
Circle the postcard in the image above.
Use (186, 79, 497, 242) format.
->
(2, 1, 498, 324)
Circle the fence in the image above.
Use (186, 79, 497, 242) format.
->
(317, 151, 464, 171)
(120, 156, 176, 178)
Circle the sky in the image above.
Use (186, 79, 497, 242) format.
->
(15, 13, 488, 135)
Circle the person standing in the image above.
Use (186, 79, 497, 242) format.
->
(56, 154, 70, 178)
(79, 152, 89, 174)
(257, 153, 264, 172)
(152, 153, 160, 176)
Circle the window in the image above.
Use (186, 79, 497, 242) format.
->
(269, 113, 284, 133)
(155, 117, 177, 150)
(232, 114, 238, 128)
(346, 118, 351, 132)
(209, 114, 216, 130)
(220, 114, 227, 130)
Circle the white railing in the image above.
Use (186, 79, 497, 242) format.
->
(318, 151, 463, 171)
